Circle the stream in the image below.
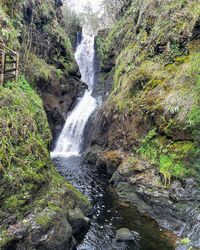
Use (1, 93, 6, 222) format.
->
(51, 33, 175, 250)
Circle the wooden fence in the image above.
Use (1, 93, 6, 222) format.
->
(0, 44, 19, 85)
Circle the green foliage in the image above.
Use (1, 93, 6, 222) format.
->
(180, 237, 190, 245)
(5, 195, 25, 211)
(0, 2, 20, 49)
(0, 230, 12, 249)
(0, 76, 52, 213)
(166, 41, 184, 63)
(159, 154, 187, 179)
(36, 214, 52, 229)
(26, 53, 54, 82)
(187, 52, 200, 138)
(0, 76, 90, 248)
(96, 0, 200, 186)
(137, 129, 158, 163)
(137, 129, 195, 184)
(0, 3, 90, 248)
(1, 0, 78, 85)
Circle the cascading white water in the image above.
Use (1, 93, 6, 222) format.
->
(51, 33, 97, 158)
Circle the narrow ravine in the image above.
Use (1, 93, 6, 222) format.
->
(51, 32, 175, 250)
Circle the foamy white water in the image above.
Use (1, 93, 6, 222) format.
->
(51, 33, 97, 158)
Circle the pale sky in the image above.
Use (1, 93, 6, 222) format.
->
(64, 0, 101, 13)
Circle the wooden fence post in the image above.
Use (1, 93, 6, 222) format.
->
(0, 50, 5, 85)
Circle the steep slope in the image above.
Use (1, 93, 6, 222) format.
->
(91, 0, 200, 247)
(0, 78, 90, 249)
(0, 1, 91, 249)
(0, 0, 84, 134)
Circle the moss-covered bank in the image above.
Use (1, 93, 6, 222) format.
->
(0, 1, 90, 249)
(0, 77, 90, 249)
(91, 0, 200, 248)
(95, 0, 200, 183)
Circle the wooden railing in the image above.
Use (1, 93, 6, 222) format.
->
(0, 43, 19, 85)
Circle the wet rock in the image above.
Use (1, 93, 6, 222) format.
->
(14, 212, 76, 250)
(118, 157, 148, 175)
(96, 151, 124, 175)
(83, 151, 98, 165)
(42, 74, 85, 134)
(129, 168, 161, 187)
(89, 0, 200, 248)
(3, 215, 17, 225)
(170, 179, 200, 202)
(8, 223, 27, 240)
(116, 228, 140, 242)
(68, 207, 90, 235)
(110, 170, 123, 186)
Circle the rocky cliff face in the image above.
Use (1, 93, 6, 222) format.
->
(1, 0, 85, 136)
(0, 1, 91, 249)
(90, 0, 200, 248)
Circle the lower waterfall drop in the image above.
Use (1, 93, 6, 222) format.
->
(51, 33, 97, 158)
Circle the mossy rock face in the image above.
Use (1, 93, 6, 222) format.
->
(0, 77, 51, 213)
(89, 1, 200, 248)
(0, 78, 91, 249)
(94, 0, 200, 183)
(0, 1, 89, 249)
(0, 0, 84, 134)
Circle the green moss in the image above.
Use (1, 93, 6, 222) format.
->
(26, 53, 54, 82)
(36, 214, 52, 229)
(1, 0, 79, 85)
(180, 238, 190, 245)
(4, 195, 26, 211)
(97, 0, 200, 186)
(137, 129, 196, 184)
(187, 52, 200, 138)
(0, 75, 90, 249)
(0, 2, 90, 248)
(0, 230, 12, 249)
(159, 154, 187, 180)
(0, 76, 52, 214)
(0, 3, 20, 49)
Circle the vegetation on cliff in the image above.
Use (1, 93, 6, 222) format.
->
(0, 1, 90, 249)
(91, 1, 200, 247)
(0, 0, 83, 131)
(0, 77, 89, 248)
(97, 0, 200, 183)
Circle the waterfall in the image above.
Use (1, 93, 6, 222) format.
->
(51, 33, 97, 158)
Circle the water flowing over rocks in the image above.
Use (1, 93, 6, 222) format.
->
(51, 30, 176, 249)
(51, 34, 97, 158)
(1, 0, 199, 248)
(87, 150, 200, 249)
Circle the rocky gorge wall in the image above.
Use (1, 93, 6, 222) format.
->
(0, 0, 85, 136)
(0, 1, 91, 249)
(89, 0, 200, 248)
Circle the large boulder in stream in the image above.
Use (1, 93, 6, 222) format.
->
(116, 228, 140, 243)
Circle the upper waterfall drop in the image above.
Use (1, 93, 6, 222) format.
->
(51, 33, 97, 158)
(75, 34, 95, 90)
